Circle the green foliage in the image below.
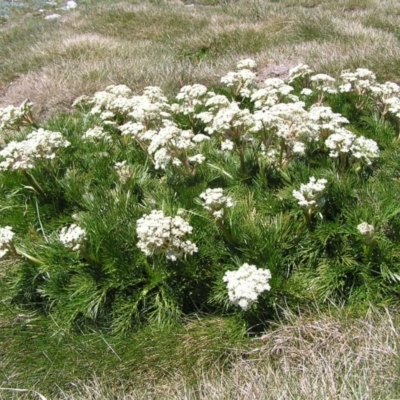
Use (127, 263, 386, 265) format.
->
(1, 61, 400, 335)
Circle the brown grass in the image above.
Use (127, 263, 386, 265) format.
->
(1, 0, 400, 121)
(57, 307, 400, 399)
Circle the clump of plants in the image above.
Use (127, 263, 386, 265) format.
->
(1, 59, 400, 334)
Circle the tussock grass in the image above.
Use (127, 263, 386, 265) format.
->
(23, 307, 398, 399)
(2, 0, 400, 120)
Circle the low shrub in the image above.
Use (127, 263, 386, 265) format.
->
(1, 60, 400, 333)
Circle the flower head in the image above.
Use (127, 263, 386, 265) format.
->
(293, 177, 327, 211)
(357, 222, 375, 244)
(0, 226, 15, 258)
(136, 210, 197, 261)
(223, 263, 272, 310)
(59, 224, 86, 251)
(199, 188, 234, 219)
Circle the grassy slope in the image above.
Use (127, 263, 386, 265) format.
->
(2, 0, 400, 118)
(1, 0, 400, 398)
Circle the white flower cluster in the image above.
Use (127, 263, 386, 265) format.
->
(325, 129, 379, 165)
(350, 136, 380, 165)
(293, 177, 327, 210)
(199, 188, 234, 219)
(310, 74, 337, 94)
(82, 126, 111, 142)
(0, 100, 33, 130)
(171, 84, 208, 115)
(384, 96, 400, 118)
(136, 210, 198, 261)
(339, 68, 377, 94)
(338, 69, 400, 114)
(236, 59, 257, 70)
(308, 105, 349, 136)
(252, 101, 323, 151)
(146, 121, 206, 170)
(59, 224, 86, 251)
(325, 129, 355, 157)
(221, 139, 235, 151)
(0, 129, 70, 171)
(80, 85, 170, 127)
(220, 59, 258, 97)
(0, 226, 15, 258)
(357, 222, 375, 243)
(197, 99, 255, 138)
(223, 263, 272, 310)
(114, 161, 133, 184)
(251, 78, 295, 108)
(287, 64, 313, 83)
(119, 121, 150, 141)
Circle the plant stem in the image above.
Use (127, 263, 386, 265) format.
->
(23, 171, 45, 196)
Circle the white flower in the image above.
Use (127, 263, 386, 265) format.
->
(310, 74, 337, 94)
(82, 126, 111, 142)
(0, 100, 33, 130)
(357, 222, 375, 244)
(220, 69, 257, 97)
(0, 129, 70, 171)
(59, 224, 86, 251)
(311, 74, 336, 83)
(153, 147, 172, 170)
(291, 141, 306, 155)
(325, 129, 356, 158)
(308, 105, 349, 136)
(86, 85, 170, 125)
(174, 84, 208, 114)
(0, 226, 15, 258)
(338, 68, 387, 99)
(384, 97, 400, 118)
(204, 94, 231, 110)
(357, 222, 374, 236)
(199, 188, 234, 219)
(188, 154, 206, 164)
(221, 139, 235, 151)
(237, 59, 257, 70)
(325, 130, 379, 165)
(300, 88, 313, 96)
(223, 263, 272, 310)
(44, 13, 61, 20)
(61, 0, 77, 10)
(287, 64, 313, 83)
(251, 79, 294, 108)
(201, 101, 256, 136)
(192, 134, 210, 143)
(114, 161, 133, 184)
(136, 210, 197, 261)
(350, 136, 379, 165)
(119, 121, 146, 138)
(293, 177, 327, 210)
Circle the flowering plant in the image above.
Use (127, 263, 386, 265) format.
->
(0, 59, 399, 333)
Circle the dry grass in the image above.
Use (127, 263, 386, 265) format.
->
(1, 0, 400, 121)
(55, 307, 400, 399)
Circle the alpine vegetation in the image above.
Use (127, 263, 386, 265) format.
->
(1, 59, 400, 333)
